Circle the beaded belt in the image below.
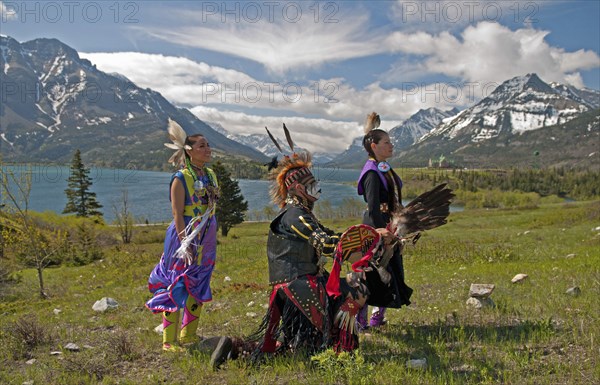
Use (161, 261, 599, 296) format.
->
(366, 203, 389, 213)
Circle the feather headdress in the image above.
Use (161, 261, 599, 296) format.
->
(265, 124, 314, 208)
(269, 151, 313, 208)
(364, 112, 381, 134)
(164, 118, 192, 166)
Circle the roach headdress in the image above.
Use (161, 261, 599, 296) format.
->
(265, 124, 314, 208)
(362, 111, 384, 150)
(363, 112, 381, 135)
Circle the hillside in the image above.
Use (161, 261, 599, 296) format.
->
(0, 36, 268, 169)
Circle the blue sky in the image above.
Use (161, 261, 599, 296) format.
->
(1, 0, 599, 153)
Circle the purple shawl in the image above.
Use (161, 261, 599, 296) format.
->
(357, 160, 402, 196)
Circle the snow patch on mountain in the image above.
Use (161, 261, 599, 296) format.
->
(425, 74, 592, 143)
(1, 133, 14, 146)
(0, 44, 9, 74)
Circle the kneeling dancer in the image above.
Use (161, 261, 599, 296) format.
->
(250, 129, 373, 359)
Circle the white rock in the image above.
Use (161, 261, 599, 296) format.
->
(22, 381, 34, 385)
(224, 276, 231, 282)
(154, 324, 164, 334)
(511, 274, 528, 283)
(466, 297, 495, 309)
(452, 364, 476, 373)
(593, 226, 600, 231)
(262, 304, 269, 309)
(247, 301, 255, 307)
(469, 284, 495, 299)
(466, 297, 482, 309)
(50, 351, 62, 356)
(246, 312, 257, 318)
(406, 358, 427, 369)
(566, 287, 581, 296)
(53, 308, 62, 315)
(565, 253, 576, 259)
(92, 297, 119, 312)
(25, 359, 37, 365)
(64, 343, 80, 351)
(523, 230, 531, 235)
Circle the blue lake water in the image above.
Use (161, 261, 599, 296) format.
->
(2, 164, 460, 223)
(2, 164, 364, 223)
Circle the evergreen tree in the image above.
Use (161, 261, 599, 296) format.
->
(63, 150, 103, 217)
(211, 161, 248, 237)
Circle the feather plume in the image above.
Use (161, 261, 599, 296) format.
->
(265, 126, 283, 153)
(164, 118, 191, 166)
(390, 183, 455, 237)
(283, 123, 295, 152)
(363, 112, 381, 134)
(167, 118, 189, 149)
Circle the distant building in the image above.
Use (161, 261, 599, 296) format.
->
(428, 155, 451, 168)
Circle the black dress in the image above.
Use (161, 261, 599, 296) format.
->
(359, 170, 413, 308)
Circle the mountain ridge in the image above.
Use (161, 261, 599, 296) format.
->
(397, 73, 599, 168)
(0, 36, 268, 170)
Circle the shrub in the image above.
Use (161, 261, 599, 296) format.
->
(3, 315, 54, 359)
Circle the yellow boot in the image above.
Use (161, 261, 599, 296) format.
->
(162, 311, 184, 352)
(179, 295, 202, 345)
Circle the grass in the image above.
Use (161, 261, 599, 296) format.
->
(0, 201, 599, 384)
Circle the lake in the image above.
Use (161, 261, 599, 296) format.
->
(1, 164, 364, 223)
(2, 164, 461, 223)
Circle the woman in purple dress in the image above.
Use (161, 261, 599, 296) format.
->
(145, 119, 220, 351)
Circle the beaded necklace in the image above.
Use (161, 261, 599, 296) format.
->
(184, 158, 219, 209)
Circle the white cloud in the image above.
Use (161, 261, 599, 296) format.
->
(189, 106, 402, 154)
(82, 51, 461, 116)
(383, 21, 600, 87)
(135, 5, 384, 74)
(0, 1, 18, 21)
(81, 52, 254, 87)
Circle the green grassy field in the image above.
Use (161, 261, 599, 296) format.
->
(1, 201, 599, 384)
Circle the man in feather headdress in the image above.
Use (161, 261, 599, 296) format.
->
(246, 127, 375, 360)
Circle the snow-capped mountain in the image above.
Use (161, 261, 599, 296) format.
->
(421, 73, 596, 143)
(205, 122, 339, 164)
(389, 107, 460, 149)
(549, 82, 599, 110)
(398, 73, 599, 168)
(333, 107, 459, 167)
(0, 36, 268, 168)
